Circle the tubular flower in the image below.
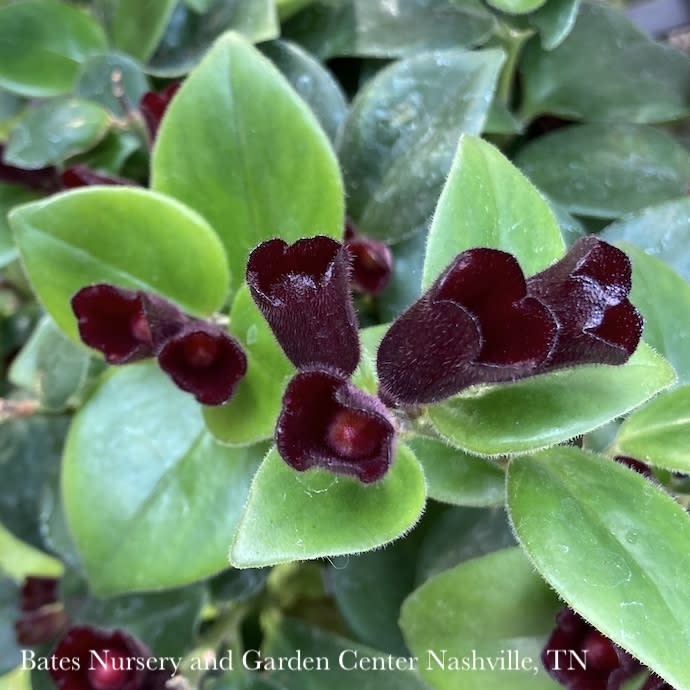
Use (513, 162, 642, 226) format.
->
(139, 82, 181, 140)
(344, 221, 393, 296)
(14, 576, 67, 646)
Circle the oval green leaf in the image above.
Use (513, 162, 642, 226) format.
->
(63, 364, 266, 595)
(4, 99, 110, 169)
(152, 32, 343, 295)
(528, 0, 581, 50)
(487, 0, 546, 15)
(230, 445, 426, 568)
(338, 49, 505, 244)
(507, 447, 690, 690)
(428, 343, 675, 456)
(516, 124, 690, 219)
(401, 547, 561, 690)
(0, 0, 107, 97)
(422, 135, 565, 288)
(203, 285, 294, 446)
(9, 187, 230, 342)
(615, 385, 690, 472)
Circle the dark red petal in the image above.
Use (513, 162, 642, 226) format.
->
(276, 369, 395, 483)
(15, 607, 68, 646)
(615, 456, 653, 478)
(642, 676, 673, 690)
(247, 237, 360, 376)
(345, 237, 393, 295)
(140, 82, 181, 139)
(60, 166, 136, 189)
(20, 575, 59, 611)
(157, 321, 247, 405)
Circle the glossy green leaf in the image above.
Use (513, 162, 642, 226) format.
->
(507, 447, 690, 690)
(203, 285, 294, 446)
(401, 547, 561, 690)
(408, 437, 505, 507)
(277, 0, 315, 21)
(93, 0, 176, 62)
(529, 0, 581, 50)
(339, 49, 505, 244)
(209, 567, 268, 603)
(600, 198, 690, 283)
(423, 135, 565, 288)
(63, 364, 266, 595)
(487, 0, 545, 15)
(262, 617, 428, 689)
(0, 90, 24, 140)
(614, 385, 690, 472)
(0, 0, 107, 97)
(283, 0, 495, 59)
(429, 343, 675, 456)
(75, 52, 149, 116)
(148, 0, 279, 77)
(521, 2, 690, 122)
(152, 33, 344, 295)
(0, 523, 62, 583)
(484, 98, 522, 135)
(261, 40, 347, 142)
(10, 187, 229, 342)
(4, 99, 110, 169)
(230, 444, 426, 568)
(516, 124, 690, 219)
(622, 243, 690, 384)
(0, 184, 39, 269)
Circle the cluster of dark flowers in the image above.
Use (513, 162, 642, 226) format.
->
(72, 234, 642, 484)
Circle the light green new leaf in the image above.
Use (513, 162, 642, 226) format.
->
(203, 285, 294, 446)
(487, 0, 546, 15)
(422, 135, 565, 288)
(615, 385, 690, 472)
(63, 364, 266, 595)
(0, 0, 107, 97)
(507, 448, 690, 690)
(429, 343, 675, 456)
(516, 124, 690, 219)
(529, 0, 581, 50)
(10, 187, 229, 342)
(401, 547, 561, 690)
(4, 99, 110, 169)
(338, 49, 504, 244)
(152, 33, 343, 295)
(230, 445, 426, 568)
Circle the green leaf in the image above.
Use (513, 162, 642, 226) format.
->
(260, 40, 347, 143)
(277, 0, 315, 21)
(62, 363, 266, 595)
(521, 2, 690, 122)
(0, 184, 39, 269)
(614, 385, 690, 472)
(230, 445, 426, 568)
(528, 0, 581, 50)
(203, 285, 294, 446)
(422, 135, 565, 288)
(600, 198, 690, 284)
(516, 124, 690, 219)
(401, 547, 561, 690)
(484, 98, 522, 135)
(428, 343, 675, 456)
(0, 523, 62, 583)
(93, 0, 176, 63)
(0, 0, 107, 97)
(339, 49, 505, 244)
(0, 578, 21, 675)
(75, 52, 150, 117)
(621, 243, 690, 384)
(4, 99, 110, 169)
(408, 437, 505, 507)
(0, 89, 24, 140)
(507, 447, 690, 690)
(10, 187, 230, 342)
(148, 0, 279, 77)
(487, 0, 546, 15)
(152, 32, 344, 295)
(283, 0, 495, 60)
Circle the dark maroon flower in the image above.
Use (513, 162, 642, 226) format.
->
(140, 82, 181, 139)
(61, 166, 136, 189)
(50, 626, 151, 690)
(14, 576, 68, 646)
(276, 369, 395, 483)
(247, 237, 360, 377)
(527, 237, 643, 369)
(345, 237, 393, 295)
(642, 676, 673, 690)
(542, 607, 642, 690)
(157, 320, 247, 406)
(71, 285, 184, 364)
(615, 456, 653, 478)
(20, 575, 59, 611)
(377, 248, 558, 405)
(0, 144, 60, 192)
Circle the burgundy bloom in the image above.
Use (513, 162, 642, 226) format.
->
(157, 321, 247, 406)
(61, 166, 136, 189)
(71, 285, 183, 364)
(345, 237, 393, 295)
(615, 456, 653, 478)
(140, 82, 181, 139)
(527, 237, 643, 369)
(247, 237, 360, 377)
(276, 369, 395, 483)
(377, 248, 558, 405)
(20, 575, 59, 611)
(50, 626, 151, 690)
(14, 576, 67, 646)
(542, 608, 641, 690)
